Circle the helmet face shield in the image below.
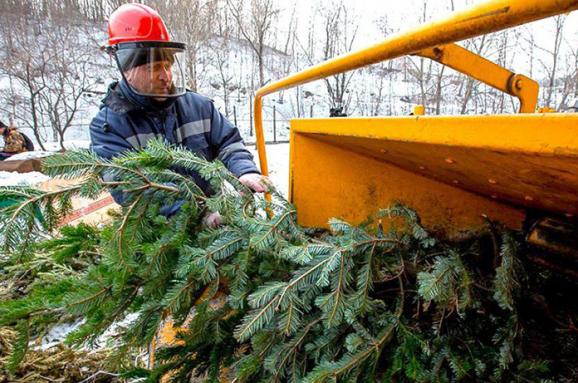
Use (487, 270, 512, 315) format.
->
(113, 42, 187, 98)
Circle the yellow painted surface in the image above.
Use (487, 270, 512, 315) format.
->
(289, 114, 578, 234)
(289, 133, 523, 237)
(149, 292, 227, 373)
(417, 43, 539, 113)
(291, 114, 578, 156)
(538, 107, 557, 113)
(413, 105, 425, 116)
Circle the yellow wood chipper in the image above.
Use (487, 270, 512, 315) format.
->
(252, 0, 578, 276)
(153, 0, 578, 370)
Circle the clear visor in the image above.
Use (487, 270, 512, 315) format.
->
(115, 44, 186, 98)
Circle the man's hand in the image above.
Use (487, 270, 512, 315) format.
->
(239, 173, 269, 193)
(202, 211, 222, 229)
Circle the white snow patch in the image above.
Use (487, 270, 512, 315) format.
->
(248, 143, 289, 197)
(43, 140, 91, 151)
(5, 151, 53, 161)
(39, 318, 84, 350)
(37, 313, 140, 351)
(0, 171, 51, 186)
(94, 312, 140, 349)
(0, 140, 91, 187)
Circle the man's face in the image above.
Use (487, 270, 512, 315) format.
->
(124, 60, 174, 100)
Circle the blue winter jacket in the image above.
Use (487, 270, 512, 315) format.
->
(89, 80, 259, 213)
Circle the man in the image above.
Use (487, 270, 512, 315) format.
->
(0, 120, 28, 161)
(90, 4, 266, 224)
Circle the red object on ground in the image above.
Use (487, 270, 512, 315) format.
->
(58, 196, 115, 226)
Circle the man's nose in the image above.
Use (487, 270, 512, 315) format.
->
(158, 66, 170, 81)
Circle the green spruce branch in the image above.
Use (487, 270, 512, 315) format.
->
(0, 139, 570, 382)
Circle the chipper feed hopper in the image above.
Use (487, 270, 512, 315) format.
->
(253, 0, 578, 272)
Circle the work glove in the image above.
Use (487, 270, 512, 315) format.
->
(238, 173, 269, 193)
(202, 211, 223, 229)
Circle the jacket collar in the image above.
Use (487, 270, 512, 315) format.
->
(102, 80, 178, 115)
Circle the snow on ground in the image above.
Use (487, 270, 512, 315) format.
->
(248, 142, 290, 197)
(5, 151, 53, 161)
(40, 318, 84, 350)
(0, 170, 51, 186)
(42, 140, 91, 151)
(0, 140, 89, 187)
(39, 313, 140, 351)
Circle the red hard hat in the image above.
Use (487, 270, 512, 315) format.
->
(107, 3, 170, 46)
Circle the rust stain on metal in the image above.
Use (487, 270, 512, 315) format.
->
(457, 6, 511, 23)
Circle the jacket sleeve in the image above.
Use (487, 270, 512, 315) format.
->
(89, 109, 133, 207)
(207, 102, 260, 177)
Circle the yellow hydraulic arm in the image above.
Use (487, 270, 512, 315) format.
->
(253, 0, 578, 176)
(416, 43, 539, 113)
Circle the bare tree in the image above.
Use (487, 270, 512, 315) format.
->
(38, 24, 101, 149)
(296, 1, 359, 113)
(353, 63, 397, 117)
(320, 2, 359, 112)
(405, 1, 432, 109)
(545, 15, 566, 106)
(572, 47, 578, 98)
(227, 0, 279, 88)
(0, 16, 50, 149)
(0, 3, 105, 150)
(553, 36, 578, 109)
(147, 0, 216, 92)
(209, 2, 236, 117)
(359, 15, 399, 116)
(431, 0, 456, 115)
(274, 4, 298, 105)
(521, 15, 568, 109)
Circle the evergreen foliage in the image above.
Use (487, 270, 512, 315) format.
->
(0, 139, 576, 382)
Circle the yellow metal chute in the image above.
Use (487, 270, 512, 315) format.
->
(252, 0, 578, 235)
(289, 114, 578, 236)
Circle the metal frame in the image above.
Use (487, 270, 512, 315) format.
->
(253, 0, 578, 176)
(415, 43, 539, 113)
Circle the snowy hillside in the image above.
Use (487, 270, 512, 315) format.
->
(1, 0, 577, 151)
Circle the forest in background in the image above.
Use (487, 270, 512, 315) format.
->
(0, 0, 577, 148)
